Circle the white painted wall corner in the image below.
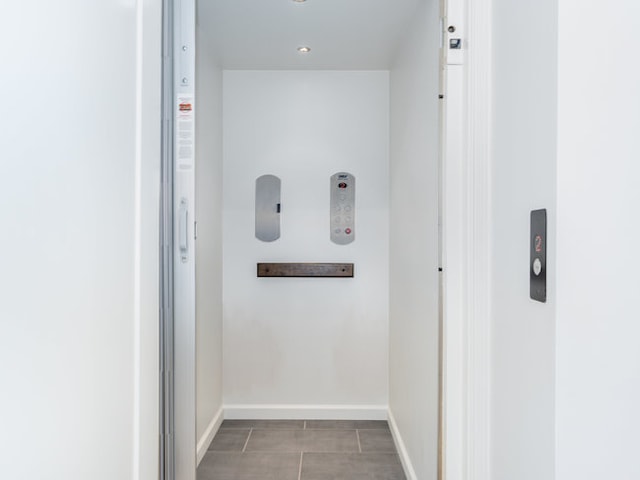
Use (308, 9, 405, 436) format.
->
(388, 410, 418, 480)
(196, 406, 224, 466)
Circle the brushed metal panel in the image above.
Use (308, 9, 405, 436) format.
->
(330, 172, 356, 245)
(255, 174, 281, 242)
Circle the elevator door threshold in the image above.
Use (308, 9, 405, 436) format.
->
(197, 419, 406, 480)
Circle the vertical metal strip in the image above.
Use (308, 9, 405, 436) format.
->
(173, 0, 197, 479)
(437, 1, 448, 479)
(160, 0, 175, 479)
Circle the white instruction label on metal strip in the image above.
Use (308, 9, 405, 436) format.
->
(176, 95, 194, 171)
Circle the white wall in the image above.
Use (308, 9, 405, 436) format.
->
(0, 1, 161, 479)
(555, 1, 640, 478)
(491, 1, 640, 478)
(490, 0, 558, 479)
(222, 71, 389, 413)
(195, 27, 224, 447)
(388, 0, 441, 478)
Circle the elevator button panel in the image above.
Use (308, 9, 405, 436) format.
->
(330, 172, 355, 245)
(255, 174, 281, 242)
(530, 208, 547, 303)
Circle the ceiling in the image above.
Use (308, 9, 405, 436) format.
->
(196, 0, 426, 70)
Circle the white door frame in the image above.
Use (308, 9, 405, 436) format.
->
(163, 0, 197, 480)
(441, 0, 492, 479)
(161, 0, 494, 478)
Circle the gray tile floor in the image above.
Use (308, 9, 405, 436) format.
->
(198, 419, 406, 480)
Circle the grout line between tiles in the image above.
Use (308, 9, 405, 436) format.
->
(298, 452, 304, 480)
(356, 429, 362, 453)
(242, 428, 253, 453)
(303, 420, 307, 430)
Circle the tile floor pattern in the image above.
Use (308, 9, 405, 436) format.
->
(198, 419, 407, 480)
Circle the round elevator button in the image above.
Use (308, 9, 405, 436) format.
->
(533, 258, 542, 276)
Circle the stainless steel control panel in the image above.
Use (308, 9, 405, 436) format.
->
(255, 174, 281, 242)
(330, 172, 355, 245)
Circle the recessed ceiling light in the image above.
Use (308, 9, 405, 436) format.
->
(292, 0, 307, 3)
(297, 46, 311, 53)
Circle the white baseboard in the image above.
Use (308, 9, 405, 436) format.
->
(223, 404, 388, 420)
(196, 406, 224, 466)
(388, 410, 418, 480)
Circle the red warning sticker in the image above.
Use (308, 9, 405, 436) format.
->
(179, 103, 193, 112)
